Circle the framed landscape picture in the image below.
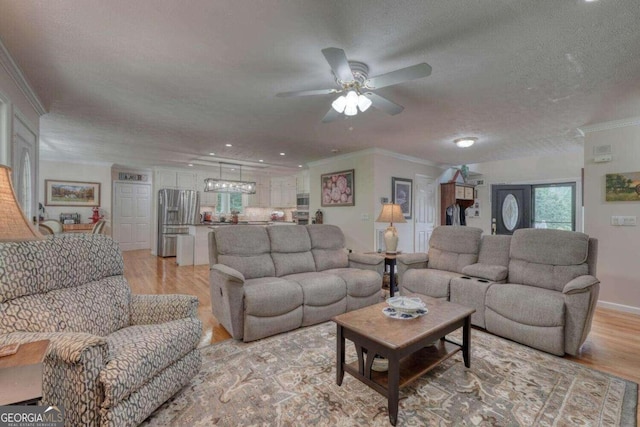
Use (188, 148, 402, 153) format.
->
(45, 180, 101, 207)
(605, 172, 640, 201)
(392, 177, 412, 219)
(321, 169, 355, 207)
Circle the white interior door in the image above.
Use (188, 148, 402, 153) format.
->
(114, 182, 151, 251)
(12, 114, 37, 221)
(414, 174, 436, 253)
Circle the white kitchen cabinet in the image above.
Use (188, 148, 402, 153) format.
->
(271, 176, 296, 208)
(296, 170, 310, 194)
(155, 170, 197, 190)
(195, 172, 217, 206)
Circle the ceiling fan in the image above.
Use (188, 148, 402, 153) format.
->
(276, 47, 432, 123)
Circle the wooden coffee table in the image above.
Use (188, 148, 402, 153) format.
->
(333, 296, 474, 426)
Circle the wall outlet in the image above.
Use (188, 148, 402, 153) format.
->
(361, 213, 370, 221)
(611, 216, 637, 226)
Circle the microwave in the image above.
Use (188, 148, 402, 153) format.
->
(296, 193, 309, 211)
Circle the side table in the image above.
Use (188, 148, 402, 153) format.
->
(0, 340, 50, 405)
(366, 253, 399, 297)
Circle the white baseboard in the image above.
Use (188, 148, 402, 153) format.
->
(597, 300, 640, 316)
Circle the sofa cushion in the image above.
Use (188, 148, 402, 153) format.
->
(0, 276, 130, 336)
(477, 235, 512, 266)
(485, 284, 565, 327)
(510, 229, 589, 265)
(0, 234, 124, 303)
(323, 268, 381, 298)
(427, 226, 482, 273)
(401, 269, 461, 299)
(267, 226, 316, 276)
(508, 260, 589, 293)
(214, 226, 275, 279)
(306, 225, 348, 270)
(283, 272, 346, 306)
(243, 277, 303, 317)
(101, 317, 202, 407)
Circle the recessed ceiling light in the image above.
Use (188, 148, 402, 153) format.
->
(454, 137, 477, 148)
(225, 143, 232, 147)
(585, 0, 598, 2)
(209, 152, 215, 156)
(298, 165, 303, 168)
(280, 153, 285, 156)
(259, 159, 264, 162)
(188, 163, 193, 167)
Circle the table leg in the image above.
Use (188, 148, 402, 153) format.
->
(387, 356, 400, 426)
(463, 316, 471, 368)
(336, 325, 345, 386)
(388, 262, 395, 297)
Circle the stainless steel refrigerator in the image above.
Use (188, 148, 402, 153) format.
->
(157, 189, 200, 257)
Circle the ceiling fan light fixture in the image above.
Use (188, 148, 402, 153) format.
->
(331, 95, 347, 113)
(454, 137, 477, 148)
(344, 103, 358, 116)
(357, 94, 372, 112)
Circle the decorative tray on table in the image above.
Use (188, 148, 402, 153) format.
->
(383, 296, 427, 319)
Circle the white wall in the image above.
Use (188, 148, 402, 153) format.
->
(309, 151, 375, 251)
(309, 149, 444, 252)
(583, 122, 640, 313)
(0, 65, 41, 166)
(39, 160, 113, 235)
(466, 151, 584, 234)
(372, 151, 444, 253)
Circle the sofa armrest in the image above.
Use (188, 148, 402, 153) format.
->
(563, 275, 600, 294)
(211, 264, 245, 284)
(0, 331, 107, 425)
(210, 264, 246, 340)
(461, 263, 508, 282)
(396, 253, 428, 283)
(396, 253, 428, 267)
(130, 294, 199, 325)
(348, 252, 384, 266)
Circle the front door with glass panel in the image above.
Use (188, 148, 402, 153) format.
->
(491, 185, 531, 235)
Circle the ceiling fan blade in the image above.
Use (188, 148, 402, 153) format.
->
(276, 88, 338, 98)
(321, 47, 354, 83)
(365, 63, 432, 89)
(321, 108, 342, 123)
(364, 92, 404, 115)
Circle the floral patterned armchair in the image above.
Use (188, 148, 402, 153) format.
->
(0, 234, 202, 427)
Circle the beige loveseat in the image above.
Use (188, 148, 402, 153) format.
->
(398, 226, 599, 356)
(209, 224, 384, 342)
(0, 234, 202, 427)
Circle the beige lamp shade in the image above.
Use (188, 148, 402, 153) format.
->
(375, 203, 406, 225)
(376, 203, 406, 254)
(0, 165, 43, 241)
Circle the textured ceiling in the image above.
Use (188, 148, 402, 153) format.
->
(1, 0, 639, 171)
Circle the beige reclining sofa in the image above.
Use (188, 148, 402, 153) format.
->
(399, 226, 599, 356)
(209, 224, 384, 342)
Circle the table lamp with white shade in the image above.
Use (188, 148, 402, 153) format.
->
(0, 164, 42, 241)
(375, 203, 406, 254)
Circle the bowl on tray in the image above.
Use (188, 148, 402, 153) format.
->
(386, 296, 426, 314)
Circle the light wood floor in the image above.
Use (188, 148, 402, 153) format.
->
(124, 250, 640, 422)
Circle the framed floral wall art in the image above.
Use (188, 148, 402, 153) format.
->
(392, 177, 412, 219)
(321, 169, 355, 207)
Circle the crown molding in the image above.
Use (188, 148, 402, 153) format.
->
(0, 38, 46, 116)
(307, 148, 446, 168)
(578, 117, 640, 134)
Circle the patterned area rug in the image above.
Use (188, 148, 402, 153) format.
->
(142, 322, 638, 426)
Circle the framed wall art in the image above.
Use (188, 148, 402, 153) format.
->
(392, 177, 412, 219)
(45, 180, 101, 207)
(605, 172, 640, 202)
(321, 169, 355, 207)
